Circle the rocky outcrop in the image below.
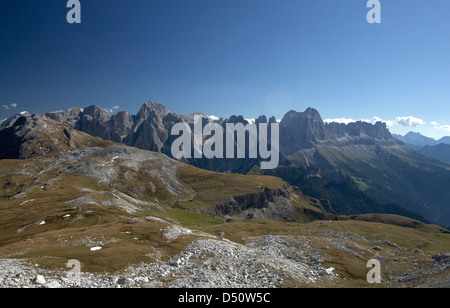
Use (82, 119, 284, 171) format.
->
(205, 185, 327, 222)
(208, 186, 289, 217)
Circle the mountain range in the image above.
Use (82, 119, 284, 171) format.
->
(392, 132, 450, 164)
(392, 131, 450, 148)
(2, 102, 450, 227)
(1, 102, 450, 288)
(417, 144, 450, 165)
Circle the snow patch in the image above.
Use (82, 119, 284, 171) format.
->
(19, 199, 35, 206)
(325, 267, 335, 275)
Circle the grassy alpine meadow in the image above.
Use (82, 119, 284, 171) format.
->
(0, 147, 449, 287)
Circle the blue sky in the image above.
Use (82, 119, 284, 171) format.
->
(1, 0, 449, 139)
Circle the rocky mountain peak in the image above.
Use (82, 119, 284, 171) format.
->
(279, 108, 327, 154)
(268, 116, 277, 124)
(224, 115, 248, 124)
(44, 108, 83, 127)
(0, 114, 112, 159)
(346, 121, 392, 139)
(303, 107, 323, 119)
(137, 101, 168, 119)
(255, 115, 267, 124)
(81, 105, 111, 123)
(1, 111, 31, 128)
(325, 120, 394, 141)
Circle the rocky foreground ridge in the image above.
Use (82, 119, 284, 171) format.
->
(1, 220, 449, 288)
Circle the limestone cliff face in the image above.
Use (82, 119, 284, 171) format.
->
(278, 108, 397, 155)
(110, 111, 133, 142)
(279, 108, 327, 155)
(205, 185, 331, 223)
